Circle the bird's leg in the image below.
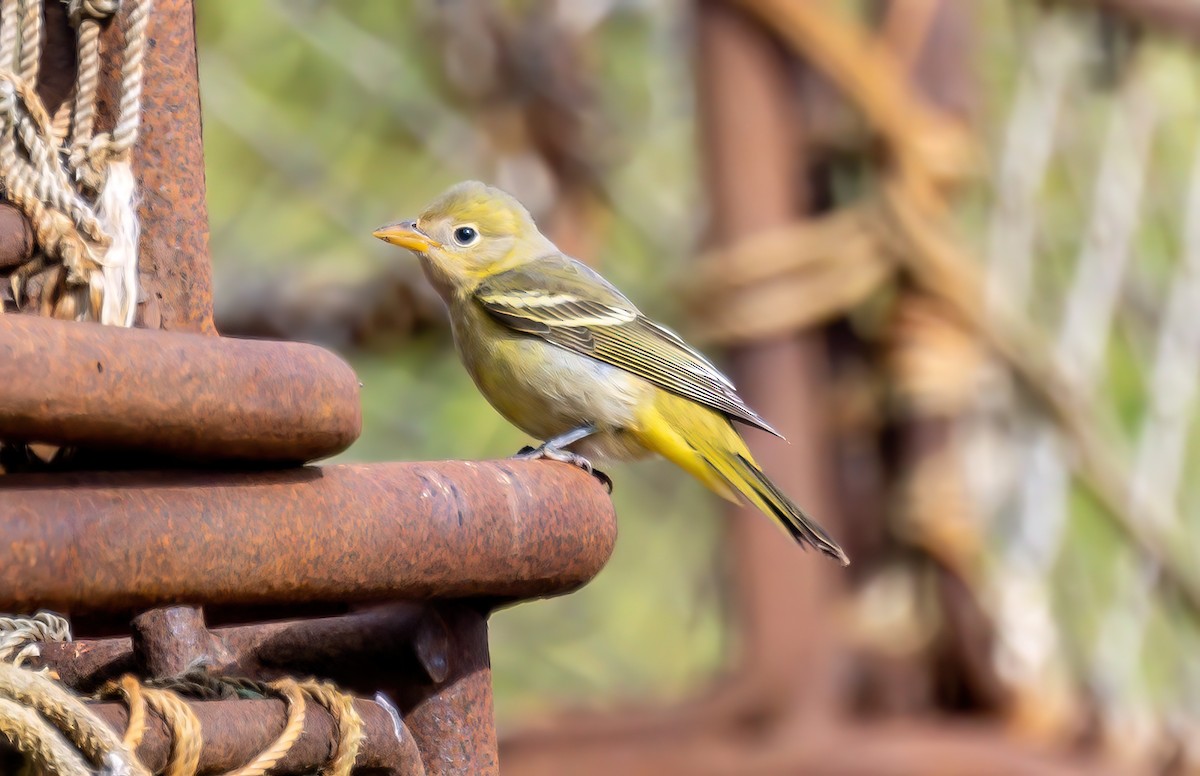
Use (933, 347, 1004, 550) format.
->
(512, 425, 612, 493)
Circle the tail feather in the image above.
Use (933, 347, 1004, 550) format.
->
(730, 453, 849, 566)
(634, 392, 849, 566)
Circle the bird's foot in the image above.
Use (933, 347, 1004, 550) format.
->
(512, 444, 613, 493)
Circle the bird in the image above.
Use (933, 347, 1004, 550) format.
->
(373, 180, 848, 565)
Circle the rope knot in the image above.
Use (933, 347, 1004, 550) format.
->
(70, 133, 113, 189)
(66, 0, 120, 24)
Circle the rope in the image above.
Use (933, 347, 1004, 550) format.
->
(141, 686, 202, 776)
(0, 661, 148, 775)
(93, 671, 368, 776)
(0, 0, 151, 326)
(0, 0, 18, 74)
(0, 615, 365, 776)
(296, 679, 364, 776)
(108, 676, 147, 750)
(0, 695, 93, 776)
(18, 0, 40, 85)
(102, 675, 203, 776)
(224, 678, 307, 776)
(0, 612, 70, 670)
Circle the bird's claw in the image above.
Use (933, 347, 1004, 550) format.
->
(511, 444, 613, 494)
(592, 468, 613, 494)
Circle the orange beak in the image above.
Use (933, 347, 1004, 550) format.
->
(372, 220, 441, 253)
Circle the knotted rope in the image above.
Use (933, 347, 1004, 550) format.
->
(103, 672, 365, 776)
(0, 612, 368, 776)
(103, 676, 202, 776)
(1, 0, 150, 325)
(0, 612, 70, 670)
(0, 661, 148, 776)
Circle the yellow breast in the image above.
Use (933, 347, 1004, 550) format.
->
(448, 296, 648, 442)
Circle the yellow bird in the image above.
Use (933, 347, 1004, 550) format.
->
(374, 181, 847, 565)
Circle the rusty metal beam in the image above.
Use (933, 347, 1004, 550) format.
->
(87, 695, 425, 776)
(0, 460, 616, 614)
(0, 313, 360, 463)
(33, 604, 452, 694)
(393, 604, 497, 776)
(98, 0, 216, 332)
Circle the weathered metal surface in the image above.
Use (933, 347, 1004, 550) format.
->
(35, 604, 452, 693)
(131, 606, 233, 679)
(394, 605, 497, 776)
(98, 0, 215, 332)
(89, 695, 425, 776)
(0, 313, 361, 462)
(0, 206, 34, 270)
(0, 460, 616, 613)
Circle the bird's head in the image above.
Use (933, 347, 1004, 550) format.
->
(373, 180, 552, 297)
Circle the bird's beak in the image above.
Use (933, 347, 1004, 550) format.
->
(372, 220, 440, 253)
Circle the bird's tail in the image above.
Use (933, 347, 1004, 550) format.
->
(634, 391, 849, 566)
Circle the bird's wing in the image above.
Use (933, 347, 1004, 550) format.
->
(473, 256, 782, 437)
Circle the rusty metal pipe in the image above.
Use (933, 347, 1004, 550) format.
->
(33, 604, 453, 693)
(87, 695, 425, 776)
(0, 460, 616, 613)
(0, 313, 360, 463)
(98, 0, 216, 332)
(394, 605, 497, 776)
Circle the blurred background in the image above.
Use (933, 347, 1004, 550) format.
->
(195, 1, 1200, 773)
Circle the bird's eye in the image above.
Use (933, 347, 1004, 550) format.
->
(453, 226, 479, 246)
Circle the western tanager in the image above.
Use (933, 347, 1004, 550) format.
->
(374, 180, 847, 565)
